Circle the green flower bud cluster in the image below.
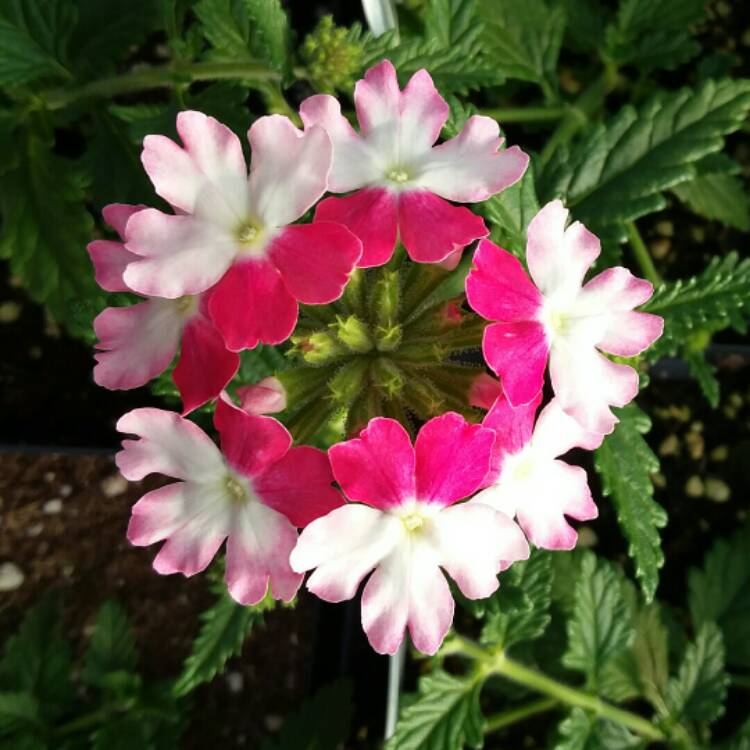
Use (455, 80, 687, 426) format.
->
(301, 16, 363, 94)
(277, 252, 487, 443)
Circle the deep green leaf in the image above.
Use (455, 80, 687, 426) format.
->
(194, 0, 253, 60)
(685, 351, 720, 408)
(244, 0, 291, 75)
(632, 604, 669, 712)
(385, 670, 484, 750)
(540, 79, 750, 234)
(666, 622, 728, 724)
(562, 553, 634, 689)
(673, 172, 750, 232)
(425, 0, 481, 48)
(477, 0, 564, 93)
(721, 718, 750, 750)
(82, 601, 138, 688)
(0, 692, 40, 737)
(173, 586, 274, 697)
(480, 549, 553, 649)
(688, 524, 750, 669)
(236, 344, 288, 385)
(0, 0, 75, 85)
(643, 252, 750, 359)
(604, 0, 707, 73)
(0, 595, 72, 721)
(557, 0, 610, 53)
(260, 681, 353, 750)
(594, 404, 666, 601)
(554, 707, 639, 750)
(91, 716, 155, 750)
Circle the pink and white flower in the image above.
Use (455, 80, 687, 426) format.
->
(236, 376, 287, 415)
(121, 111, 362, 351)
(466, 200, 664, 434)
(473, 393, 603, 550)
(89, 203, 239, 414)
(290, 413, 529, 655)
(300, 60, 529, 268)
(117, 398, 343, 605)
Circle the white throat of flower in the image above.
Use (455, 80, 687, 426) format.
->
(384, 164, 416, 192)
(234, 218, 269, 258)
(222, 471, 258, 507)
(395, 499, 439, 535)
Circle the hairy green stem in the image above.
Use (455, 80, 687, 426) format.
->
(40, 61, 281, 110)
(481, 106, 567, 123)
(627, 221, 662, 286)
(484, 698, 558, 734)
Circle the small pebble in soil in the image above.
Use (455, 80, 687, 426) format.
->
(225, 671, 244, 694)
(651, 472, 667, 489)
(0, 562, 24, 591)
(62, 564, 75, 578)
(59, 484, 73, 498)
(577, 526, 598, 548)
(0, 301, 20, 323)
(43, 498, 63, 514)
(655, 220, 674, 237)
(659, 434, 680, 457)
(26, 522, 44, 537)
(705, 477, 731, 503)
(650, 238, 671, 259)
(685, 431, 705, 460)
(101, 473, 128, 497)
(44, 471, 55, 482)
(264, 715, 283, 732)
(710, 445, 729, 462)
(685, 475, 704, 498)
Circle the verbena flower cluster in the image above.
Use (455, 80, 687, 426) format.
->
(89, 60, 663, 656)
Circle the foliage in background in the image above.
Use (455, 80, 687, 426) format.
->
(1, 0, 749, 747)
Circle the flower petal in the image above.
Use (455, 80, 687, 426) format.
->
(236, 376, 287, 415)
(93, 301, 184, 390)
(433, 503, 529, 598)
(255, 446, 344, 528)
(225, 502, 302, 604)
(173, 316, 240, 415)
(315, 188, 398, 268)
(248, 115, 331, 227)
(398, 190, 487, 264)
(530, 397, 604, 458)
(468, 372, 502, 410)
(290, 504, 401, 601)
(414, 412, 495, 505)
(299, 94, 379, 192)
(141, 110, 247, 215)
(482, 320, 549, 407)
(329, 417, 416, 510)
(88, 240, 139, 293)
(515, 461, 598, 550)
(213, 396, 292, 478)
(207, 258, 298, 350)
(269, 222, 361, 304)
(116, 407, 224, 482)
(127, 483, 188, 547)
(102, 203, 146, 239)
(549, 343, 638, 434)
(124, 209, 236, 298)
(417, 116, 529, 202)
(466, 239, 543, 322)
(526, 200, 600, 298)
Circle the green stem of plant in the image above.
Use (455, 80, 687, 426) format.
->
(484, 697, 558, 734)
(53, 707, 112, 737)
(481, 106, 567, 123)
(627, 221, 662, 286)
(490, 652, 666, 742)
(40, 61, 281, 110)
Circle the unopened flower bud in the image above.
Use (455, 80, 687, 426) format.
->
(333, 315, 373, 353)
(236, 377, 287, 415)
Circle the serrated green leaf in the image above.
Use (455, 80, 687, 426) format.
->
(82, 601, 138, 688)
(0, 126, 104, 339)
(666, 622, 728, 724)
(173, 586, 274, 697)
(194, 0, 253, 60)
(685, 351, 720, 408)
(479, 160, 540, 259)
(688, 524, 750, 670)
(424, 0, 480, 48)
(562, 553, 634, 690)
(554, 707, 640, 750)
(0, 595, 72, 721)
(673, 172, 750, 231)
(477, 0, 564, 94)
(244, 0, 291, 75)
(0, 0, 75, 86)
(0, 692, 40, 737)
(594, 404, 666, 601)
(236, 344, 288, 385)
(540, 79, 750, 233)
(385, 671, 484, 750)
(643, 252, 750, 359)
(558, 0, 610, 53)
(604, 0, 707, 73)
(721, 718, 750, 750)
(260, 681, 353, 750)
(91, 716, 155, 750)
(480, 549, 552, 649)
(632, 604, 669, 713)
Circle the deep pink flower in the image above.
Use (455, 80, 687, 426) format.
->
(290, 413, 528, 655)
(117, 397, 343, 605)
(473, 393, 603, 550)
(121, 111, 362, 350)
(88, 203, 238, 414)
(466, 200, 664, 434)
(300, 60, 529, 267)
(236, 376, 287, 415)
